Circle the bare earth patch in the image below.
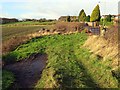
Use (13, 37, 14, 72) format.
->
(4, 54, 47, 88)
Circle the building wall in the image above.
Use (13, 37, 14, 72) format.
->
(58, 16, 78, 22)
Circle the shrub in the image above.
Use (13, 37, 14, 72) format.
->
(105, 14, 112, 22)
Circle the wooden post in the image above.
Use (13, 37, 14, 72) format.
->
(92, 22, 94, 27)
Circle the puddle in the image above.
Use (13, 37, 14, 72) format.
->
(4, 54, 47, 88)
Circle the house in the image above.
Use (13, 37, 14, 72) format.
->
(113, 14, 120, 23)
(101, 15, 116, 19)
(58, 16, 78, 22)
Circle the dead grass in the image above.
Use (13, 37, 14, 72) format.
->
(83, 25, 119, 68)
(2, 36, 30, 54)
(104, 25, 118, 45)
(55, 22, 85, 33)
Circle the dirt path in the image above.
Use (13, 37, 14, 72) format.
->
(4, 53, 47, 88)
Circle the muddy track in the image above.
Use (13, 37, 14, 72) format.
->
(4, 54, 47, 88)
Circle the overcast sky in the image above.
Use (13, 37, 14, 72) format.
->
(0, 0, 119, 19)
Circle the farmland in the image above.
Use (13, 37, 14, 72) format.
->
(3, 31, 118, 89)
(2, 22, 86, 54)
(2, 21, 56, 54)
(2, 26, 43, 41)
(2, 21, 56, 41)
(1, 21, 56, 26)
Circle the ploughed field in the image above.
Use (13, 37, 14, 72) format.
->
(3, 32, 118, 89)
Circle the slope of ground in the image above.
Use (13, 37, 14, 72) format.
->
(3, 32, 118, 88)
(83, 25, 118, 68)
(2, 22, 85, 54)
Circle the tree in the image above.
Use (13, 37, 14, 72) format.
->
(90, 4, 101, 22)
(78, 9, 86, 22)
(67, 15, 71, 22)
(85, 15, 90, 22)
(105, 14, 112, 22)
(78, 9, 84, 22)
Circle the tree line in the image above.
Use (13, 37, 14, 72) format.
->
(67, 4, 112, 22)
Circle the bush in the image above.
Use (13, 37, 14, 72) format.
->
(105, 14, 112, 22)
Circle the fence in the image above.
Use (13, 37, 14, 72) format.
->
(88, 26, 100, 35)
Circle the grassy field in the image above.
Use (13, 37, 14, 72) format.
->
(2, 21, 55, 41)
(1, 21, 56, 26)
(3, 32, 118, 88)
(2, 25, 47, 41)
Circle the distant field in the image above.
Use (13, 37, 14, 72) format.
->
(2, 22, 55, 41)
(2, 26, 43, 41)
(1, 21, 56, 26)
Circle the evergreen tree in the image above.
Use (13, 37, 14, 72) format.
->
(105, 14, 112, 22)
(85, 15, 90, 22)
(67, 15, 71, 22)
(90, 4, 101, 22)
(78, 9, 84, 21)
(78, 9, 86, 22)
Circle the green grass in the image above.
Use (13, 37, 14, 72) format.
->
(2, 70, 15, 90)
(74, 48, 118, 88)
(99, 20, 114, 26)
(3, 32, 118, 88)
